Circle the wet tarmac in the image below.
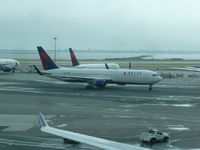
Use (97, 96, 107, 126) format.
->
(0, 70, 200, 150)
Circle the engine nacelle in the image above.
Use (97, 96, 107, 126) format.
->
(1, 65, 13, 72)
(94, 80, 107, 88)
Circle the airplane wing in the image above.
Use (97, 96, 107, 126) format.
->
(172, 67, 200, 72)
(38, 113, 149, 150)
(64, 75, 113, 82)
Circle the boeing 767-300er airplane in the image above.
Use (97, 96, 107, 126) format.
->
(34, 46, 162, 90)
(38, 112, 150, 150)
(69, 48, 120, 69)
(0, 59, 20, 73)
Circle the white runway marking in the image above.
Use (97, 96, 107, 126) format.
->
(172, 104, 194, 107)
(167, 125, 189, 131)
(35, 80, 67, 84)
(57, 124, 68, 128)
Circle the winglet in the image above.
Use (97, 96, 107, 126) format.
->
(37, 46, 59, 70)
(33, 65, 43, 75)
(69, 48, 80, 66)
(105, 63, 109, 69)
(38, 112, 49, 129)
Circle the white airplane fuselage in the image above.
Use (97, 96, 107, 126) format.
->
(41, 68, 162, 85)
(74, 63, 120, 69)
(0, 59, 20, 72)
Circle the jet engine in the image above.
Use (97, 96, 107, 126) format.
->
(94, 80, 107, 88)
(1, 65, 13, 72)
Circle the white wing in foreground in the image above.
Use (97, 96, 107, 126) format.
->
(38, 112, 149, 150)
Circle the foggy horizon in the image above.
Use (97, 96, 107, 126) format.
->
(1, 0, 200, 51)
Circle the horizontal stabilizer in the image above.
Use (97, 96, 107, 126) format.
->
(105, 63, 109, 69)
(33, 65, 43, 75)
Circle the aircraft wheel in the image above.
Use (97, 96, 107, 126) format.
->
(150, 138, 156, 144)
(163, 137, 169, 142)
(149, 85, 152, 91)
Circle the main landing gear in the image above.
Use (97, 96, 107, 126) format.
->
(12, 68, 16, 73)
(85, 85, 94, 89)
(85, 84, 106, 89)
(149, 85, 153, 91)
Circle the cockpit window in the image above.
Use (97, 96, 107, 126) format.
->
(152, 73, 159, 76)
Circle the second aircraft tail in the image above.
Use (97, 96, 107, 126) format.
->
(69, 48, 80, 67)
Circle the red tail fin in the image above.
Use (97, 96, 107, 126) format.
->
(69, 48, 80, 66)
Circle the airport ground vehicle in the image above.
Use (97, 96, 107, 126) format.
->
(140, 129, 169, 144)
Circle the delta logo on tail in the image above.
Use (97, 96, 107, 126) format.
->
(37, 46, 59, 70)
(69, 48, 80, 66)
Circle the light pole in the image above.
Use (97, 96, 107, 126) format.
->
(53, 37, 57, 62)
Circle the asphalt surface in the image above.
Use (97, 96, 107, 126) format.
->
(0, 70, 200, 150)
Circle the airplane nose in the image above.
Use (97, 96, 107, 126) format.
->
(15, 61, 20, 66)
(157, 76, 162, 82)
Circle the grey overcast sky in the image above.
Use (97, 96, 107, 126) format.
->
(0, 0, 200, 50)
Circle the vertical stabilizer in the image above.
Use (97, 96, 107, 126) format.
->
(37, 46, 59, 70)
(69, 48, 80, 66)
